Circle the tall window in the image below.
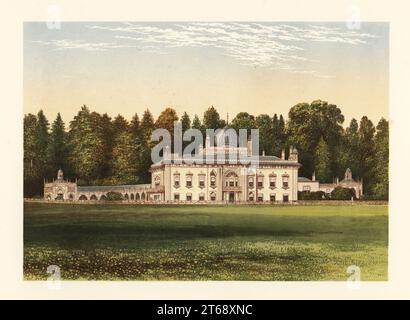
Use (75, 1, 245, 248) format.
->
(174, 174, 180, 188)
(186, 193, 192, 201)
(269, 174, 276, 188)
(210, 175, 216, 188)
(282, 175, 289, 188)
(210, 192, 216, 201)
(186, 174, 192, 188)
(174, 193, 180, 201)
(199, 193, 205, 201)
(270, 194, 276, 202)
(248, 177, 254, 188)
(257, 194, 263, 202)
(283, 194, 289, 202)
(199, 174, 205, 188)
(257, 175, 264, 188)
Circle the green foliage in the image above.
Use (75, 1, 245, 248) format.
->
(298, 191, 327, 200)
(106, 192, 124, 201)
(330, 187, 356, 200)
(315, 138, 332, 182)
(23, 102, 388, 199)
(203, 106, 225, 129)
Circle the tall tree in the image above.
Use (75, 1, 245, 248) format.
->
(112, 114, 129, 140)
(111, 131, 139, 184)
(287, 100, 344, 177)
(140, 109, 155, 142)
(35, 110, 50, 178)
(24, 113, 40, 196)
(230, 112, 255, 139)
(372, 118, 389, 199)
(255, 114, 272, 155)
(357, 116, 376, 193)
(47, 113, 69, 174)
(203, 106, 225, 130)
(68, 105, 107, 184)
(180, 112, 191, 132)
(315, 137, 332, 182)
(130, 113, 141, 138)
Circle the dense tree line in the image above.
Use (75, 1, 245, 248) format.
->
(24, 100, 389, 199)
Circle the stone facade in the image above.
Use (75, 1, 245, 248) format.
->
(297, 168, 363, 198)
(44, 145, 362, 203)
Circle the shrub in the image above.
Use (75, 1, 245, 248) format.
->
(106, 192, 124, 201)
(330, 187, 356, 200)
(298, 191, 327, 200)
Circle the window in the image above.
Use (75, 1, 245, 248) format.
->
(199, 193, 205, 201)
(186, 193, 192, 201)
(174, 174, 180, 188)
(248, 192, 254, 201)
(199, 175, 205, 188)
(282, 175, 289, 188)
(283, 194, 289, 202)
(257, 194, 263, 202)
(303, 185, 311, 192)
(174, 193, 180, 201)
(210, 175, 216, 188)
(269, 175, 276, 188)
(248, 177, 254, 188)
(186, 174, 192, 188)
(257, 176, 264, 188)
(210, 192, 216, 201)
(270, 194, 276, 202)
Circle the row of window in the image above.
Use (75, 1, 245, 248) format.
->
(170, 174, 290, 189)
(173, 193, 290, 202)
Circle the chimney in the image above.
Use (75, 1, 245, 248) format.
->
(312, 171, 316, 182)
(262, 150, 265, 156)
(281, 149, 285, 160)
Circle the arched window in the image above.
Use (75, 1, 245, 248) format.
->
(136, 193, 140, 201)
(141, 192, 146, 200)
(282, 174, 289, 189)
(90, 194, 98, 200)
(79, 195, 87, 201)
(225, 171, 239, 187)
(210, 170, 217, 188)
(130, 193, 134, 200)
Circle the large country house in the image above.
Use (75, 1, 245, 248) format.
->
(44, 132, 362, 203)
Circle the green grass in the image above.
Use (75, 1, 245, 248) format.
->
(24, 202, 388, 281)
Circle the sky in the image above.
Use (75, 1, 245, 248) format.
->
(24, 21, 389, 126)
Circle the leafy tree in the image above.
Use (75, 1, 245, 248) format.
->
(140, 109, 155, 142)
(180, 112, 191, 132)
(47, 113, 69, 174)
(315, 137, 332, 182)
(372, 118, 389, 199)
(230, 112, 255, 139)
(287, 100, 344, 177)
(112, 114, 129, 140)
(36, 110, 50, 178)
(130, 113, 141, 138)
(155, 107, 179, 143)
(255, 114, 272, 155)
(68, 105, 107, 184)
(357, 116, 376, 193)
(24, 113, 40, 196)
(203, 106, 225, 129)
(111, 131, 139, 184)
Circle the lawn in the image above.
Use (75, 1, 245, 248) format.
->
(24, 202, 388, 281)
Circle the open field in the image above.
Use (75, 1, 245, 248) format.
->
(24, 202, 388, 281)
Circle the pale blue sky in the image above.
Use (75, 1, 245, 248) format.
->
(24, 22, 389, 125)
